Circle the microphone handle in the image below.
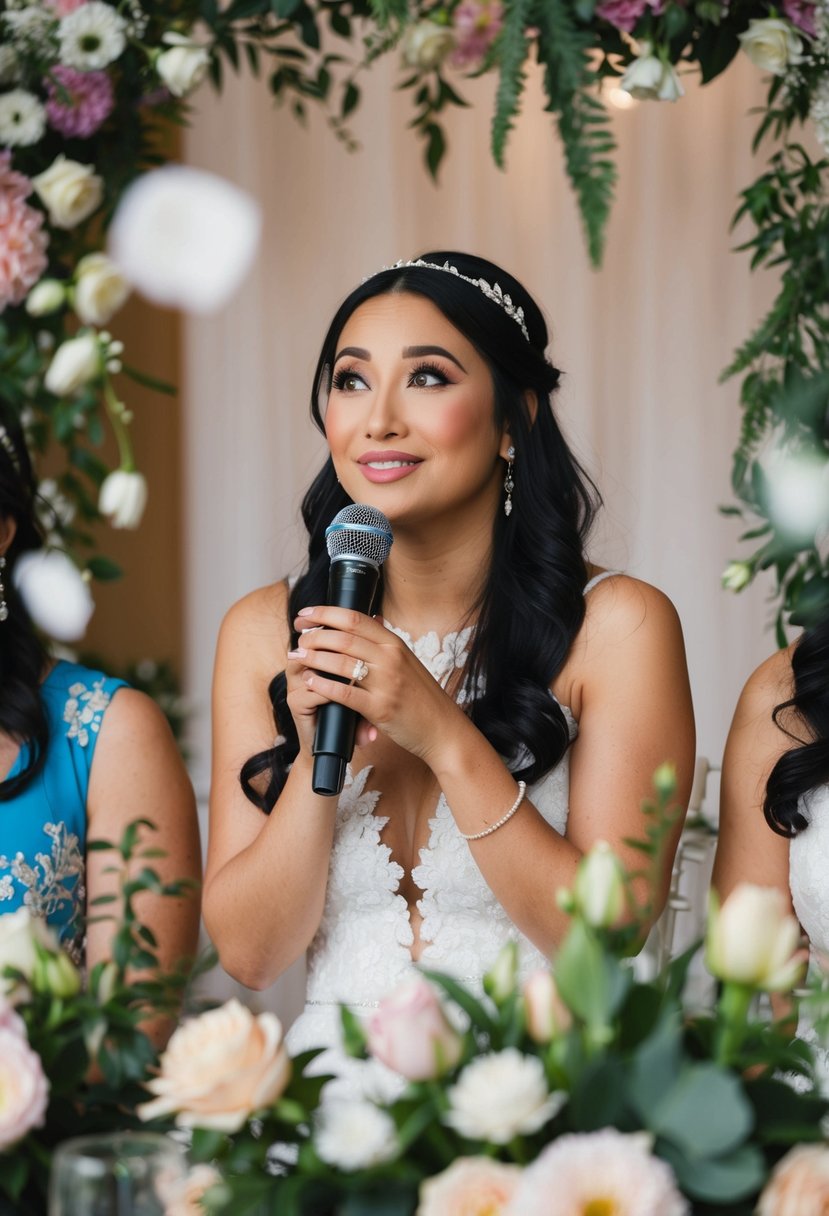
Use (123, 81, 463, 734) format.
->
(312, 557, 381, 796)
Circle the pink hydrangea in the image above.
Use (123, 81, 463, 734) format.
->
(595, 0, 664, 32)
(782, 0, 817, 35)
(0, 151, 49, 313)
(45, 65, 114, 139)
(451, 0, 503, 68)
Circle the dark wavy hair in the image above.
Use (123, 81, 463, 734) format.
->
(0, 416, 49, 800)
(764, 615, 829, 836)
(241, 251, 601, 811)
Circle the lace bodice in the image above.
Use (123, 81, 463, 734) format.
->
(285, 619, 577, 1093)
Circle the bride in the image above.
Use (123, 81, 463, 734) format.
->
(203, 252, 695, 1094)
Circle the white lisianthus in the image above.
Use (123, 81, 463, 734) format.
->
(156, 32, 211, 98)
(73, 252, 130, 326)
(706, 885, 805, 993)
(572, 840, 626, 929)
(13, 549, 95, 642)
(738, 17, 804, 75)
(32, 155, 104, 230)
(26, 279, 66, 318)
(45, 332, 102, 396)
(401, 18, 456, 69)
(0, 89, 46, 146)
(721, 560, 752, 592)
(620, 47, 684, 101)
(99, 469, 148, 530)
(59, 1, 127, 70)
(0, 910, 59, 998)
(444, 1049, 566, 1144)
(315, 1100, 398, 1172)
(109, 165, 261, 314)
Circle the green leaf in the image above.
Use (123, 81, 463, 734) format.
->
(121, 364, 177, 395)
(271, 0, 302, 15)
(661, 1139, 766, 1203)
(86, 555, 123, 582)
(554, 919, 631, 1029)
(650, 1063, 754, 1159)
(425, 122, 446, 180)
(491, 0, 531, 167)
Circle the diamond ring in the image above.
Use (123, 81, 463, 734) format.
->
(350, 659, 369, 684)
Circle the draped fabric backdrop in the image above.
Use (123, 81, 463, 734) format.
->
(182, 55, 779, 1017)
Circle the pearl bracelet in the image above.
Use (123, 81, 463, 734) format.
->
(459, 781, 527, 841)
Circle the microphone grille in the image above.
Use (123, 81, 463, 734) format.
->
(325, 504, 394, 566)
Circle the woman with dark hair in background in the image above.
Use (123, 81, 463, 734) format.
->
(0, 416, 201, 1018)
(204, 252, 695, 1094)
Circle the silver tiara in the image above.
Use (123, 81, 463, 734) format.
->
(367, 259, 530, 342)
(0, 427, 20, 474)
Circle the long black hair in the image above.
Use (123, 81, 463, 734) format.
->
(242, 252, 600, 811)
(0, 416, 50, 800)
(764, 615, 829, 836)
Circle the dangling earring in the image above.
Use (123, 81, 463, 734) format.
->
(503, 446, 515, 517)
(0, 556, 8, 623)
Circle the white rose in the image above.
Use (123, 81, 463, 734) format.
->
(706, 884, 805, 992)
(572, 840, 626, 929)
(99, 470, 148, 530)
(444, 1049, 566, 1144)
(315, 1100, 398, 1172)
(401, 19, 456, 69)
(45, 332, 102, 396)
(32, 155, 104, 230)
(26, 279, 66, 317)
(156, 33, 211, 98)
(739, 18, 804, 75)
(73, 252, 130, 326)
(13, 549, 95, 642)
(137, 999, 291, 1132)
(0, 910, 59, 998)
(621, 51, 684, 101)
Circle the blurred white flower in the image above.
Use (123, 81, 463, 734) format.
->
(573, 840, 626, 928)
(0, 909, 59, 998)
(401, 18, 456, 68)
(811, 77, 829, 154)
(0, 89, 46, 146)
(73, 252, 130, 325)
(59, 2, 126, 70)
(99, 469, 147, 529)
(33, 155, 104, 229)
(156, 32, 211, 97)
(45, 332, 101, 396)
(0, 46, 18, 86)
(721, 560, 752, 592)
(739, 17, 804, 75)
(14, 549, 94, 642)
(621, 48, 684, 101)
(109, 166, 262, 313)
(764, 447, 829, 541)
(706, 884, 805, 993)
(26, 279, 66, 318)
(445, 1049, 565, 1144)
(315, 1100, 398, 1172)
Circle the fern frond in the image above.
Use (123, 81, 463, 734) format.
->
(491, 0, 532, 168)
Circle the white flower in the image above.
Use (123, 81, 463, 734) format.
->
(99, 469, 147, 529)
(738, 18, 804, 75)
(401, 18, 456, 68)
(764, 446, 829, 542)
(59, 2, 127, 71)
(156, 32, 211, 98)
(0, 89, 46, 146)
(73, 252, 130, 326)
(0, 909, 59, 998)
(811, 77, 829, 154)
(0, 46, 20, 87)
(572, 840, 626, 928)
(444, 1049, 565, 1144)
(620, 49, 684, 101)
(721, 560, 752, 592)
(2, 8, 56, 54)
(26, 279, 66, 318)
(109, 165, 262, 314)
(33, 155, 103, 230)
(35, 478, 76, 532)
(706, 884, 805, 993)
(315, 1100, 398, 1172)
(45, 332, 102, 396)
(13, 549, 95, 642)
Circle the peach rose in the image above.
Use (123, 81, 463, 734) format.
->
(417, 1157, 521, 1215)
(756, 1143, 829, 1215)
(138, 999, 291, 1133)
(366, 977, 463, 1081)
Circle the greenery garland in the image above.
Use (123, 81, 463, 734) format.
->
(0, 0, 826, 632)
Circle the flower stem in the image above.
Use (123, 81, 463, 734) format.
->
(715, 982, 755, 1067)
(103, 375, 134, 471)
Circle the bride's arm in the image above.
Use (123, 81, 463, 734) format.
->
(203, 582, 340, 990)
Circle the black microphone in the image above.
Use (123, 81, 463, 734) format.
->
(311, 504, 394, 796)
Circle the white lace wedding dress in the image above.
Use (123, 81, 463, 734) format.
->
(284, 611, 586, 1101)
(789, 785, 829, 1085)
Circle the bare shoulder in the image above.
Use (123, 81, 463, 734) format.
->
(94, 686, 174, 751)
(574, 573, 683, 669)
(733, 644, 796, 730)
(217, 580, 292, 678)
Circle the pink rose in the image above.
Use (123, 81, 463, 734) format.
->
(366, 977, 463, 1081)
(757, 1143, 829, 1215)
(595, 0, 663, 31)
(418, 1157, 521, 1215)
(0, 1026, 49, 1150)
(522, 970, 572, 1043)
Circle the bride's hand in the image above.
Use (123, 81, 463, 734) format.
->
(286, 605, 461, 764)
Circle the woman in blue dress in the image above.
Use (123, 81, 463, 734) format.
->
(0, 416, 201, 1018)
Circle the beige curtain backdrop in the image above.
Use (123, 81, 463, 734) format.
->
(182, 53, 779, 1018)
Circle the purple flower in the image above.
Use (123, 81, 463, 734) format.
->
(595, 0, 664, 32)
(450, 0, 503, 68)
(782, 0, 817, 36)
(45, 65, 114, 139)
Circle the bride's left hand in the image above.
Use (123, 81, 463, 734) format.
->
(289, 605, 464, 764)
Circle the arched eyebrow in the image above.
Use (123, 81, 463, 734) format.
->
(333, 344, 468, 373)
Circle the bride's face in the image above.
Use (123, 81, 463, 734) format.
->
(324, 292, 510, 526)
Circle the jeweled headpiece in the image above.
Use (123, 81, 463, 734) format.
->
(0, 426, 20, 475)
(366, 259, 530, 343)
